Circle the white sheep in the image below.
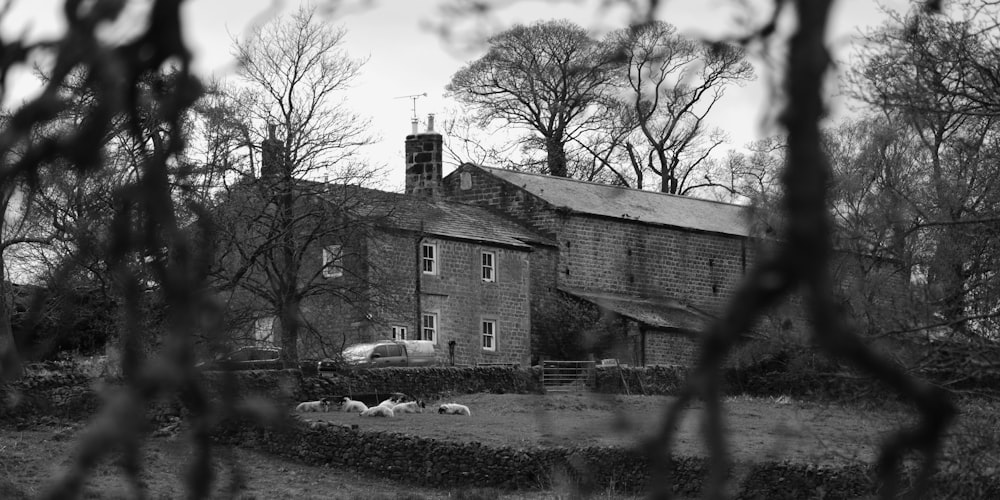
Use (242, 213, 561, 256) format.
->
(393, 400, 425, 414)
(360, 405, 395, 417)
(438, 403, 471, 416)
(341, 397, 368, 413)
(295, 400, 327, 412)
(377, 397, 398, 409)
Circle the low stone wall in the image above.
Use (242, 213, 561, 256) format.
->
(216, 416, 1000, 498)
(592, 362, 995, 401)
(0, 366, 543, 426)
(300, 366, 543, 401)
(213, 417, 707, 495)
(0, 371, 100, 423)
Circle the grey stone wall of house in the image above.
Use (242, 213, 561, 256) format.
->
(442, 164, 752, 313)
(442, 164, 561, 237)
(366, 229, 421, 341)
(298, 235, 376, 359)
(301, 228, 533, 367)
(554, 214, 749, 315)
(418, 237, 533, 367)
(441, 164, 818, 365)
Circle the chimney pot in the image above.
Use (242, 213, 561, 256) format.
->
(427, 113, 435, 132)
(411, 118, 419, 135)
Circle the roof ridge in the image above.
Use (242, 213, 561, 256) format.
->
(479, 165, 749, 209)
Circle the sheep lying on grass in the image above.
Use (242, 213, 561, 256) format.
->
(393, 400, 425, 414)
(376, 392, 412, 409)
(360, 405, 395, 417)
(438, 403, 471, 416)
(295, 400, 328, 412)
(341, 397, 368, 413)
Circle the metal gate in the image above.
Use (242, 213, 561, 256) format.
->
(542, 360, 595, 392)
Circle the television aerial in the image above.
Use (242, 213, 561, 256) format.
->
(395, 92, 427, 119)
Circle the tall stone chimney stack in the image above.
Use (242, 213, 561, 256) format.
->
(405, 114, 443, 198)
(261, 123, 282, 180)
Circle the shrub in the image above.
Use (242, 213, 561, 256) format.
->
(532, 292, 626, 362)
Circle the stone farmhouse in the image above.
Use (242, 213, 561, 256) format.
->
(245, 119, 895, 368)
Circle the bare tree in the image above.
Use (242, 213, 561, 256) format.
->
(441, 110, 525, 171)
(211, 4, 380, 363)
(606, 21, 755, 194)
(446, 20, 615, 177)
(850, 2, 1000, 337)
(1, 181, 58, 379)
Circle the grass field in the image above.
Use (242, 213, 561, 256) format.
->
(314, 392, 898, 465)
(0, 392, 904, 499)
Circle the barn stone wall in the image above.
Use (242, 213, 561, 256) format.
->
(644, 330, 700, 366)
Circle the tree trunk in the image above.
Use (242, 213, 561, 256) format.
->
(545, 133, 568, 177)
(657, 150, 678, 194)
(0, 257, 24, 380)
(278, 298, 302, 367)
(927, 226, 969, 335)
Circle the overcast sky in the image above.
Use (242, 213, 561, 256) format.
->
(3, 0, 911, 191)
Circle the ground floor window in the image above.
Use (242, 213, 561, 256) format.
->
(481, 319, 496, 351)
(391, 325, 407, 340)
(420, 313, 438, 343)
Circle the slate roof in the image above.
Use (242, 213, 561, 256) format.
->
(330, 188, 553, 250)
(560, 286, 713, 331)
(476, 166, 752, 237)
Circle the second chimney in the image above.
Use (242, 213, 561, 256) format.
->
(405, 114, 443, 198)
(261, 123, 283, 180)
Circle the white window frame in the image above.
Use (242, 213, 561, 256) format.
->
(322, 245, 343, 278)
(421, 243, 437, 275)
(420, 312, 438, 344)
(391, 325, 407, 340)
(481, 251, 496, 282)
(481, 319, 496, 351)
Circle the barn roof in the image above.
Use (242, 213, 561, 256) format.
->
(560, 287, 713, 331)
(476, 166, 752, 237)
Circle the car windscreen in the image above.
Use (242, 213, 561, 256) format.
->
(342, 344, 371, 361)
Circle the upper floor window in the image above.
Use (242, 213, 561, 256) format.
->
(481, 251, 496, 282)
(420, 312, 438, 344)
(322, 245, 343, 278)
(481, 319, 496, 351)
(422, 243, 437, 275)
(391, 325, 407, 340)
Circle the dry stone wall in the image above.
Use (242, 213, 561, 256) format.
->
(216, 416, 1000, 498)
